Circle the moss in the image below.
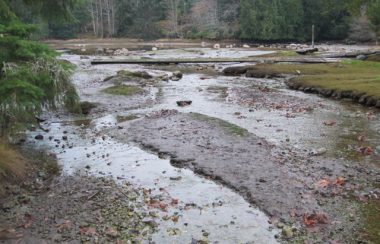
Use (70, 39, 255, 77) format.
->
(190, 113, 248, 137)
(359, 199, 380, 243)
(102, 85, 144, 96)
(117, 70, 152, 79)
(116, 115, 139, 123)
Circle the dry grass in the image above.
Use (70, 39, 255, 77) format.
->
(0, 141, 27, 195)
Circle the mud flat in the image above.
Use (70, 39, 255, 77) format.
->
(114, 111, 380, 242)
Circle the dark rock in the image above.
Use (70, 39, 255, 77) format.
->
(169, 176, 182, 181)
(296, 48, 318, 55)
(35, 135, 44, 140)
(176, 101, 192, 107)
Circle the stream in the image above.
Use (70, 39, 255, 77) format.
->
(25, 47, 380, 243)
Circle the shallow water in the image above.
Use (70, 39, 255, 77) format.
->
(26, 49, 286, 243)
(26, 48, 380, 242)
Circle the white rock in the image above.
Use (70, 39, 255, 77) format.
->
(152, 47, 158, 51)
(243, 44, 250, 48)
(213, 43, 220, 49)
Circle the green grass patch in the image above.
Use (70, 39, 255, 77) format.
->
(190, 113, 248, 137)
(256, 50, 300, 58)
(102, 85, 144, 96)
(256, 61, 380, 100)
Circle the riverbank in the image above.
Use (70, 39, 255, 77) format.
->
(224, 60, 380, 108)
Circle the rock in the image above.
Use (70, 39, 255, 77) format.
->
(296, 48, 318, 55)
(356, 54, 367, 60)
(243, 44, 250, 48)
(114, 48, 129, 56)
(152, 47, 158, 51)
(62, 135, 68, 141)
(309, 148, 327, 156)
(173, 71, 183, 79)
(169, 176, 182, 181)
(170, 71, 183, 81)
(171, 76, 181, 81)
(35, 135, 44, 140)
(201, 41, 207, 47)
(176, 101, 192, 107)
(213, 43, 220, 49)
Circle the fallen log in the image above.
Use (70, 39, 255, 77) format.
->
(91, 57, 339, 65)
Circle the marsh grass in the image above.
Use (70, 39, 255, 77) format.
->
(102, 85, 144, 96)
(256, 61, 380, 100)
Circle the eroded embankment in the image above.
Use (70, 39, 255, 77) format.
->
(112, 111, 380, 242)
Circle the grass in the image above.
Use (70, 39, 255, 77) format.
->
(256, 50, 300, 58)
(0, 140, 60, 197)
(255, 61, 380, 100)
(190, 113, 248, 137)
(102, 85, 144, 96)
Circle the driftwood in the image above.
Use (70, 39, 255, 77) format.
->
(296, 48, 318, 55)
(91, 57, 338, 65)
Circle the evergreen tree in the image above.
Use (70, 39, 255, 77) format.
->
(0, 0, 79, 134)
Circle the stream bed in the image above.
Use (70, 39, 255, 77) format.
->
(23, 47, 380, 243)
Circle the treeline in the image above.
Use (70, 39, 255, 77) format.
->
(10, 0, 380, 42)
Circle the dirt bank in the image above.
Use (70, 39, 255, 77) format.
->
(113, 111, 380, 242)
